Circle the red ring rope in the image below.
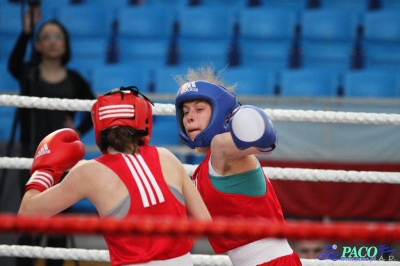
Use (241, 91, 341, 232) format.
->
(0, 214, 399, 243)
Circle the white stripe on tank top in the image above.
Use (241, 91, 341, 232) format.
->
(122, 154, 165, 208)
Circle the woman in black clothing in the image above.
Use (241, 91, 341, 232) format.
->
(7, 6, 96, 266)
(8, 6, 95, 147)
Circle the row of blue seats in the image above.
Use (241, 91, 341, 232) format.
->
(1, 5, 399, 71)
(3, 61, 399, 98)
(1, 66, 399, 156)
(1, 4, 400, 41)
(0, 34, 398, 76)
(3, 0, 400, 11)
(85, 66, 400, 98)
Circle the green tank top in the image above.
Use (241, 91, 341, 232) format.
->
(210, 164, 267, 196)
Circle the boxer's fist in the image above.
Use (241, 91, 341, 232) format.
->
(228, 105, 277, 152)
(25, 128, 85, 192)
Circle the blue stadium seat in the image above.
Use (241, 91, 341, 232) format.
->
(68, 37, 108, 82)
(219, 67, 277, 96)
(177, 6, 236, 40)
(140, 0, 188, 7)
(79, 126, 96, 145)
(299, 9, 360, 71)
(0, 3, 54, 60)
(0, 0, 13, 5)
(301, 9, 360, 42)
(363, 10, 400, 43)
(279, 68, 340, 97)
(239, 7, 298, 41)
(176, 6, 236, 68)
(56, 5, 111, 38)
(240, 39, 292, 70)
(342, 70, 399, 98)
(69, 37, 107, 63)
(118, 6, 175, 39)
(185, 154, 205, 165)
(178, 39, 230, 69)
(0, 5, 25, 38)
(319, 0, 370, 11)
(364, 42, 400, 71)
(362, 10, 400, 71)
(151, 65, 187, 94)
(301, 40, 354, 71)
(79, 0, 131, 9)
(379, 0, 400, 9)
(197, 0, 248, 7)
(79, 127, 102, 160)
(150, 116, 181, 146)
(119, 38, 169, 67)
(90, 64, 151, 95)
(68, 58, 103, 86)
(259, 0, 309, 11)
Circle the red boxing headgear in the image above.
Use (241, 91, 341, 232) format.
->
(91, 86, 153, 149)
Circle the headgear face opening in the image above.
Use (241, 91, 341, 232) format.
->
(175, 81, 240, 149)
(91, 86, 153, 149)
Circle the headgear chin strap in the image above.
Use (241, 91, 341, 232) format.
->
(175, 81, 240, 149)
(91, 86, 153, 149)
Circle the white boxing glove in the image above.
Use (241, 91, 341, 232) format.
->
(228, 105, 277, 152)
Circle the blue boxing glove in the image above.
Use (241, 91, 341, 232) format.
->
(228, 105, 277, 152)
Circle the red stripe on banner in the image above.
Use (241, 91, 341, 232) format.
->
(260, 159, 400, 220)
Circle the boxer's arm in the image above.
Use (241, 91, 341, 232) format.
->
(19, 164, 86, 216)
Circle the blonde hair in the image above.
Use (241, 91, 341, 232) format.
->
(174, 64, 237, 92)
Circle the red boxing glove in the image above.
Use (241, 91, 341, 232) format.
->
(25, 128, 85, 192)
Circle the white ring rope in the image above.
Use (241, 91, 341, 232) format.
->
(1, 96, 399, 265)
(1, 245, 399, 266)
(0, 157, 399, 184)
(1, 94, 400, 125)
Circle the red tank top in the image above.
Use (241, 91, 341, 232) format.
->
(95, 146, 193, 266)
(192, 150, 286, 254)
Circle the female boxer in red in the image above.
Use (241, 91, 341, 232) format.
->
(19, 86, 211, 266)
(174, 66, 302, 266)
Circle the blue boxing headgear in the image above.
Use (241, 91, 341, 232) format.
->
(175, 81, 240, 149)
